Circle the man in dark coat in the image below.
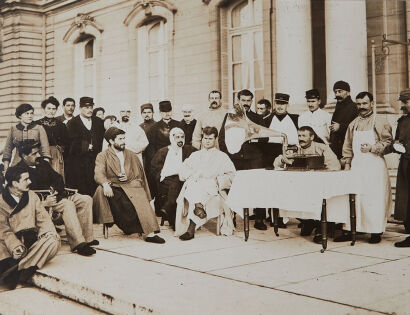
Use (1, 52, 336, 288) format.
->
(394, 89, 410, 247)
(180, 104, 197, 146)
(139, 103, 156, 135)
(66, 97, 105, 196)
(219, 89, 268, 230)
(329, 81, 359, 159)
(56, 97, 76, 125)
(151, 128, 196, 229)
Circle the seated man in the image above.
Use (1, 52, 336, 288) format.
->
(94, 127, 165, 244)
(274, 126, 341, 242)
(0, 166, 60, 289)
(176, 127, 236, 240)
(16, 140, 96, 256)
(150, 128, 196, 229)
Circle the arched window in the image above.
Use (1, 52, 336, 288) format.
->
(228, 0, 263, 105)
(74, 35, 96, 99)
(137, 19, 168, 106)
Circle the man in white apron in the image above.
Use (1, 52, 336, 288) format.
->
(336, 91, 393, 244)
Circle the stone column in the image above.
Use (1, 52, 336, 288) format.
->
(325, 0, 368, 103)
(276, 0, 313, 107)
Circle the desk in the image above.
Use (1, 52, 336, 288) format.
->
(227, 169, 362, 252)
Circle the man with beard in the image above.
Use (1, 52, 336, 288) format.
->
(298, 89, 332, 144)
(180, 104, 197, 145)
(118, 106, 148, 164)
(149, 101, 182, 154)
(139, 103, 155, 135)
(393, 89, 410, 247)
(176, 127, 236, 240)
(219, 89, 268, 230)
(329, 81, 359, 159)
(337, 91, 392, 244)
(93, 127, 165, 243)
(16, 140, 96, 256)
(192, 90, 227, 149)
(66, 97, 105, 196)
(150, 128, 196, 229)
(56, 98, 76, 125)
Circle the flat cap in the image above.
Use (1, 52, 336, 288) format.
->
(79, 96, 94, 107)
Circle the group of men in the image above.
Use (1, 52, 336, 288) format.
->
(0, 80, 409, 290)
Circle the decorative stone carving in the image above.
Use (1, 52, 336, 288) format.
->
(123, 0, 177, 26)
(63, 13, 104, 43)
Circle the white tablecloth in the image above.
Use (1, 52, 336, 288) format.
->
(227, 169, 363, 222)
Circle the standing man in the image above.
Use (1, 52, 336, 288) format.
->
(66, 96, 105, 196)
(180, 104, 197, 146)
(149, 100, 182, 154)
(329, 81, 359, 159)
(219, 89, 267, 230)
(56, 98, 76, 125)
(256, 99, 274, 123)
(394, 89, 410, 247)
(192, 90, 227, 149)
(298, 89, 332, 144)
(139, 103, 155, 135)
(118, 106, 148, 164)
(337, 91, 392, 244)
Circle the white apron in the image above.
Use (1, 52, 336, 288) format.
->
(268, 115, 299, 145)
(348, 129, 392, 233)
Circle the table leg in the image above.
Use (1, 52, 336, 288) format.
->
(349, 194, 356, 246)
(273, 208, 279, 236)
(320, 199, 327, 253)
(244, 208, 249, 242)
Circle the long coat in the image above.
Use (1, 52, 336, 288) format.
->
(66, 115, 104, 196)
(93, 147, 159, 234)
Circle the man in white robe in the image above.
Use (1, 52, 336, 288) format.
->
(336, 91, 392, 244)
(176, 127, 236, 240)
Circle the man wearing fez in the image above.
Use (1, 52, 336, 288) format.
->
(150, 100, 182, 154)
(180, 104, 197, 146)
(94, 127, 165, 244)
(394, 89, 410, 247)
(329, 81, 359, 159)
(0, 166, 60, 289)
(337, 91, 392, 244)
(139, 103, 155, 135)
(151, 128, 196, 229)
(192, 90, 227, 150)
(66, 96, 105, 196)
(16, 140, 97, 256)
(56, 97, 76, 125)
(219, 89, 267, 230)
(298, 89, 332, 144)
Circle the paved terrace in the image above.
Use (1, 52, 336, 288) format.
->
(0, 218, 409, 315)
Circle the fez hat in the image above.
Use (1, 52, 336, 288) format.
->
(333, 81, 350, 92)
(79, 96, 94, 107)
(305, 89, 320, 99)
(140, 103, 154, 113)
(15, 103, 34, 118)
(159, 100, 172, 112)
(274, 93, 290, 104)
(398, 88, 410, 102)
(104, 126, 125, 143)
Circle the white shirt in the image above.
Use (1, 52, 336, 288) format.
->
(115, 150, 126, 174)
(160, 147, 183, 182)
(298, 108, 332, 144)
(63, 116, 73, 125)
(10, 193, 20, 203)
(80, 115, 92, 130)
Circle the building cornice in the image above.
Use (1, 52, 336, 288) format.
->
(123, 0, 177, 26)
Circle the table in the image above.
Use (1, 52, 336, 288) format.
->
(226, 169, 362, 252)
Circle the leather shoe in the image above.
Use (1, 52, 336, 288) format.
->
(254, 221, 267, 231)
(333, 233, 352, 242)
(74, 243, 96, 256)
(394, 237, 410, 247)
(179, 232, 194, 241)
(145, 235, 166, 244)
(369, 234, 381, 244)
(87, 240, 100, 246)
(313, 234, 322, 244)
(300, 221, 315, 236)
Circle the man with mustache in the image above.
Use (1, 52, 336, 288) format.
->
(192, 90, 227, 149)
(329, 81, 359, 159)
(16, 140, 97, 256)
(180, 104, 197, 146)
(336, 91, 392, 244)
(56, 97, 76, 125)
(151, 128, 196, 230)
(94, 127, 165, 243)
(139, 103, 155, 135)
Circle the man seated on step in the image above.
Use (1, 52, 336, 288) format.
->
(94, 127, 165, 244)
(176, 127, 236, 240)
(16, 140, 97, 256)
(274, 126, 341, 243)
(0, 166, 60, 289)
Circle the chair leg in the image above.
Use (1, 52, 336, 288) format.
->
(216, 215, 221, 235)
(103, 224, 109, 239)
(160, 217, 165, 226)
